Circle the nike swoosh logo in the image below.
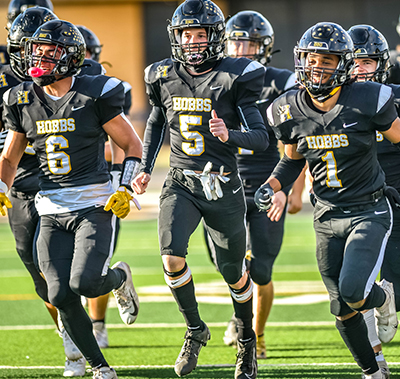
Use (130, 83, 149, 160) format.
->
(233, 187, 241, 194)
(375, 210, 388, 215)
(210, 85, 222, 90)
(71, 105, 85, 111)
(343, 122, 358, 128)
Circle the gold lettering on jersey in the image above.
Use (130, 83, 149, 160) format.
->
(156, 65, 169, 78)
(0, 74, 8, 88)
(278, 104, 293, 123)
(376, 131, 384, 142)
(17, 91, 29, 104)
(36, 118, 76, 134)
(306, 134, 349, 149)
(173, 97, 212, 112)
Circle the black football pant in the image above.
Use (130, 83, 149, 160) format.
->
(37, 206, 122, 368)
(381, 207, 400, 310)
(7, 191, 49, 303)
(314, 197, 392, 317)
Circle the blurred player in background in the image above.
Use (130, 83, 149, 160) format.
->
(349, 23, 400, 379)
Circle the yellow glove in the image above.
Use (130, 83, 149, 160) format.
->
(104, 186, 141, 219)
(0, 191, 12, 216)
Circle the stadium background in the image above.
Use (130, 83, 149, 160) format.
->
(0, 0, 397, 139)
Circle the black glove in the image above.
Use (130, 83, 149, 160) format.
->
(254, 183, 274, 212)
(384, 185, 400, 210)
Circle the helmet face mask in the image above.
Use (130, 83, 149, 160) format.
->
(225, 10, 274, 65)
(24, 20, 85, 86)
(167, 0, 225, 67)
(7, 6, 58, 80)
(294, 22, 355, 102)
(348, 25, 390, 84)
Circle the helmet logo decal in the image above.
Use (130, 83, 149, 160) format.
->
(308, 41, 329, 49)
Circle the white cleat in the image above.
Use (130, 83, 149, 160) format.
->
(93, 321, 109, 349)
(58, 313, 83, 361)
(63, 357, 87, 377)
(112, 261, 139, 325)
(363, 368, 387, 379)
(362, 360, 390, 378)
(92, 366, 118, 379)
(375, 279, 398, 343)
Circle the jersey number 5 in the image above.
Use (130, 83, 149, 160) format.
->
(179, 115, 204, 156)
(322, 151, 342, 188)
(46, 135, 71, 175)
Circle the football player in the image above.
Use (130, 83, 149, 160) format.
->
(0, 0, 55, 65)
(0, 20, 143, 379)
(206, 10, 304, 359)
(348, 23, 400, 379)
(255, 22, 400, 379)
(132, 1, 269, 378)
(2, 8, 113, 377)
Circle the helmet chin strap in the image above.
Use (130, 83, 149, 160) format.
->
(306, 85, 341, 103)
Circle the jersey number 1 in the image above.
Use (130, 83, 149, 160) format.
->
(322, 151, 342, 188)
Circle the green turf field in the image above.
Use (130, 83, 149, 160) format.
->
(1, 213, 400, 378)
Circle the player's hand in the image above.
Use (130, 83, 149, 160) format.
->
(384, 185, 400, 210)
(268, 191, 287, 222)
(104, 186, 140, 219)
(132, 172, 151, 194)
(209, 110, 229, 143)
(0, 191, 12, 216)
(254, 182, 274, 212)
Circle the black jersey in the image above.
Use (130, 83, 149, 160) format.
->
(0, 45, 10, 65)
(3, 75, 125, 191)
(237, 66, 295, 194)
(142, 57, 268, 174)
(267, 82, 398, 207)
(0, 59, 107, 194)
(376, 83, 400, 191)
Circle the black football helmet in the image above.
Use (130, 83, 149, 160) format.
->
(76, 25, 102, 62)
(294, 22, 355, 102)
(7, 6, 58, 80)
(348, 24, 390, 83)
(7, 0, 53, 29)
(225, 10, 274, 65)
(167, 0, 225, 67)
(24, 19, 86, 86)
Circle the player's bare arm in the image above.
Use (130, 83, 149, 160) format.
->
(0, 130, 28, 188)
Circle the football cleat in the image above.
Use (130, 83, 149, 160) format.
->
(58, 314, 83, 361)
(174, 322, 211, 377)
(375, 280, 398, 343)
(93, 321, 109, 349)
(223, 316, 238, 347)
(92, 366, 118, 379)
(361, 360, 390, 379)
(112, 261, 139, 325)
(256, 334, 267, 359)
(235, 336, 258, 379)
(63, 357, 86, 377)
(363, 368, 387, 379)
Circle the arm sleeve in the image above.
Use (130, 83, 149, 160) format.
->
(271, 154, 306, 189)
(226, 62, 269, 151)
(95, 78, 125, 125)
(140, 105, 167, 174)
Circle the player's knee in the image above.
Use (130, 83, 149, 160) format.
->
(47, 284, 69, 308)
(219, 262, 243, 285)
(250, 264, 271, 286)
(69, 274, 99, 298)
(339, 275, 363, 304)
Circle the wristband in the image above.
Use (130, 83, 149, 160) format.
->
(120, 157, 141, 191)
(0, 179, 8, 194)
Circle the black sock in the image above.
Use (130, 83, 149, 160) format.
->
(336, 313, 378, 375)
(230, 277, 254, 341)
(351, 283, 386, 312)
(164, 265, 202, 329)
